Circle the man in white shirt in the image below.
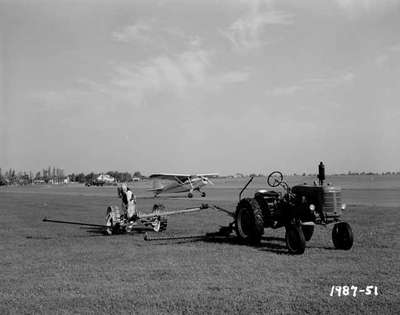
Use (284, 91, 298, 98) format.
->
(119, 183, 137, 222)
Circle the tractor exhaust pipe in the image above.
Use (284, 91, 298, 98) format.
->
(318, 162, 325, 186)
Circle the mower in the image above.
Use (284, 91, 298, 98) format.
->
(232, 164, 353, 254)
(43, 203, 209, 235)
(104, 203, 168, 234)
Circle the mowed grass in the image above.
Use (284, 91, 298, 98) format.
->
(0, 184, 399, 314)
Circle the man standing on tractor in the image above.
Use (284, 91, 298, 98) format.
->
(118, 183, 138, 223)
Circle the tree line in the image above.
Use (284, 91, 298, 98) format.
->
(0, 167, 144, 186)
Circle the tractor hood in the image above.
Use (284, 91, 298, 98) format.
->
(291, 185, 323, 197)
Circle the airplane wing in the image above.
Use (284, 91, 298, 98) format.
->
(149, 173, 190, 183)
(196, 173, 219, 178)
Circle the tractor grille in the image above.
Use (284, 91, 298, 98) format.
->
(323, 187, 342, 217)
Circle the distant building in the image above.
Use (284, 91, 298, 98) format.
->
(97, 174, 115, 183)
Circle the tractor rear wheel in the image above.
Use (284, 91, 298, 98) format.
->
(235, 198, 264, 244)
(302, 225, 314, 242)
(332, 222, 353, 250)
(285, 224, 306, 254)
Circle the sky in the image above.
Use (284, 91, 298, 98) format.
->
(1, 0, 400, 175)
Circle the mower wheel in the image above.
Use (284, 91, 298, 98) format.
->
(235, 198, 264, 244)
(332, 222, 353, 250)
(285, 224, 306, 254)
(105, 215, 113, 236)
(188, 192, 193, 198)
(105, 226, 113, 235)
(302, 225, 314, 242)
(152, 216, 168, 232)
(201, 192, 206, 197)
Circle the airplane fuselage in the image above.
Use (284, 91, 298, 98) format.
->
(154, 177, 206, 195)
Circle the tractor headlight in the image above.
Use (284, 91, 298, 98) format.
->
(309, 204, 315, 211)
(341, 203, 346, 210)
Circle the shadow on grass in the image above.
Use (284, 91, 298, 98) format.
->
(25, 233, 104, 239)
(309, 245, 336, 250)
(148, 233, 292, 255)
(84, 226, 155, 235)
(205, 235, 290, 254)
(202, 235, 338, 254)
(25, 236, 53, 240)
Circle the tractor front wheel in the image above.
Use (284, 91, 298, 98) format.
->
(285, 224, 306, 254)
(332, 222, 353, 250)
(235, 198, 264, 244)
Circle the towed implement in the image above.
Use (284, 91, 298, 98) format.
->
(43, 203, 209, 235)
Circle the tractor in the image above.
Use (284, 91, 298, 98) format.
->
(234, 164, 353, 254)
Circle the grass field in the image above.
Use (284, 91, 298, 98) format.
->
(1, 178, 399, 314)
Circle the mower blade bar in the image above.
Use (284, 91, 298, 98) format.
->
(42, 217, 108, 228)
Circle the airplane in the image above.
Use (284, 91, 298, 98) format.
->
(148, 173, 218, 198)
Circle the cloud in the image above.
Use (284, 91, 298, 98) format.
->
(265, 71, 355, 96)
(112, 19, 200, 51)
(265, 85, 304, 96)
(388, 42, 400, 52)
(112, 20, 153, 43)
(109, 49, 251, 100)
(110, 49, 210, 97)
(221, 9, 293, 52)
(40, 18, 251, 110)
(375, 54, 389, 66)
(334, 0, 399, 18)
(303, 72, 354, 88)
(214, 70, 250, 84)
(69, 48, 249, 109)
(375, 42, 400, 66)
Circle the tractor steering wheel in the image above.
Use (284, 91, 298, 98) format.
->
(267, 171, 283, 187)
